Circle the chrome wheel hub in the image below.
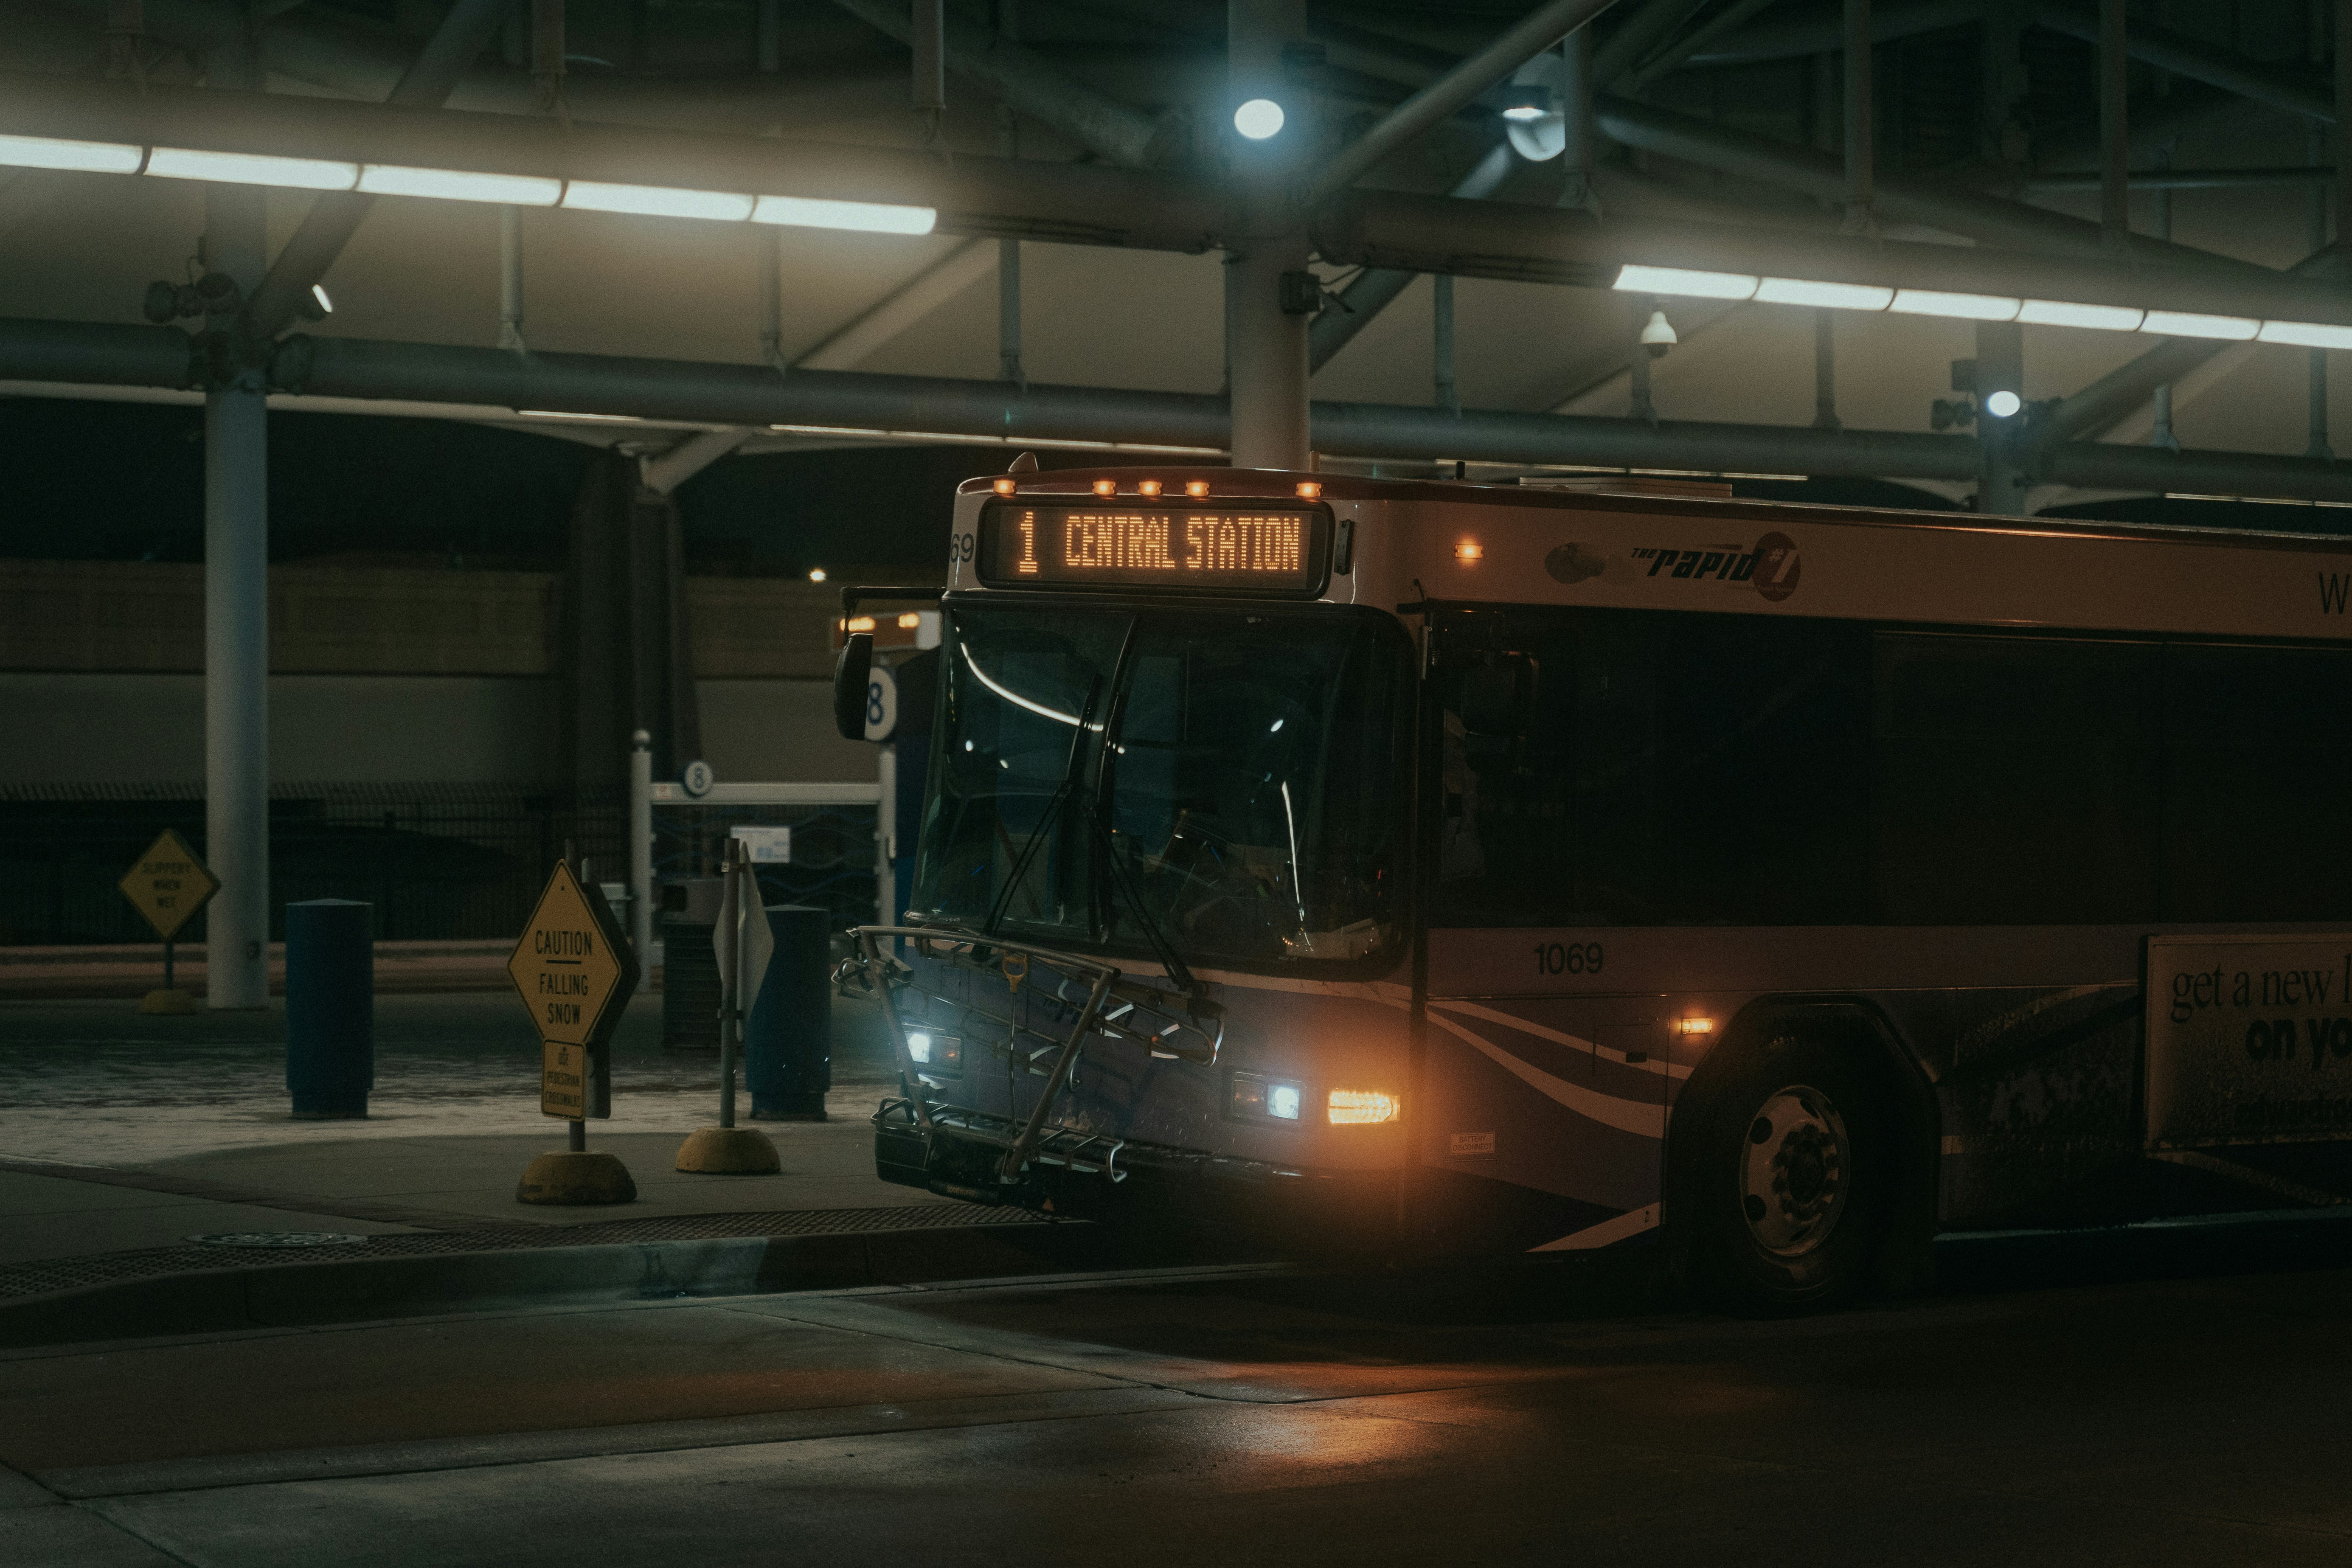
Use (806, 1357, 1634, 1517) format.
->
(1738, 1085, 1849, 1258)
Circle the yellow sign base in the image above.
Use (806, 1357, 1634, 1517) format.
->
(674, 1126, 782, 1175)
(138, 988, 199, 1016)
(515, 1151, 637, 1206)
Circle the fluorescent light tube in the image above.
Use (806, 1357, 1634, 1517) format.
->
(751, 194, 937, 234)
(357, 165, 563, 205)
(1756, 277, 1894, 310)
(561, 182, 755, 221)
(1889, 289, 2020, 321)
(1612, 264, 1758, 300)
(145, 147, 359, 190)
(0, 133, 142, 174)
(2257, 320, 2352, 349)
(2140, 309, 2259, 340)
(2018, 299, 2144, 331)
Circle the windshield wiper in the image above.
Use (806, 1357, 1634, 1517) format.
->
(981, 674, 1104, 939)
(1087, 687, 1208, 1011)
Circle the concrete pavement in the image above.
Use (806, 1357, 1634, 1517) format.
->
(3, 1252, 2349, 1566)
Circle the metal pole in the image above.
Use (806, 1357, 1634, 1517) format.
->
(1226, 0, 1311, 470)
(1433, 274, 1458, 414)
(2313, 123, 2334, 460)
(1627, 297, 1656, 422)
(498, 206, 525, 353)
(876, 739, 896, 928)
(721, 841, 740, 1130)
(911, 0, 945, 115)
(1812, 309, 1841, 430)
(163, 936, 173, 993)
(1562, 25, 1594, 211)
(1841, 0, 1872, 234)
(2099, 0, 2130, 253)
(2337, 0, 2352, 254)
(629, 729, 653, 966)
(564, 835, 585, 1151)
(203, 167, 269, 1012)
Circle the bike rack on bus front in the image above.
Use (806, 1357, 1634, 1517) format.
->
(838, 925, 1138, 1188)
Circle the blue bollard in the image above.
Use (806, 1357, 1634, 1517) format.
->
(746, 904, 830, 1121)
(286, 899, 374, 1118)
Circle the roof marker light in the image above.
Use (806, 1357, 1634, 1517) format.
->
(1185, 480, 1211, 497)
(1092, 478, 1117, 496)
(1139, 479, 1163, 497)
(992, 477, 1017, 495)
(1295, 481, 1321, 498)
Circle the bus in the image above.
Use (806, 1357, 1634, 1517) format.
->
(832, 464, 2352, 1311)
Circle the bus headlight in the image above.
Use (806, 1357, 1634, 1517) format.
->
(1229, 1072, 1304, 1124)
(1328, 1089, 1400, 1125)
(905, 1031, 961, 1070)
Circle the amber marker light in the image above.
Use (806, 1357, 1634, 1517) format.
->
(1328, 1089, 1401, 1125)
(1678, 1017, 1715, 1036)
(1138, 479, 1163, 497)
(1184, 480, 1211, 497)
(1093, 478, 1118, 497)
(992, 477, 1017, 496)
(1454, 541, 1484, 563)
(1295, 481, 1322, 498)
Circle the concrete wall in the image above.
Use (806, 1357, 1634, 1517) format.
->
(0, 673, 873, 788)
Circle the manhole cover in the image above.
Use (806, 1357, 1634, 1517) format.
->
(187, 1232, 369, 1249)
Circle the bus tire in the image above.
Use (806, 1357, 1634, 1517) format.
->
(1684, 1034, 1888, 1315)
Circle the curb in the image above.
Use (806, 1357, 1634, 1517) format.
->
(0, 1222, 1107, 1350)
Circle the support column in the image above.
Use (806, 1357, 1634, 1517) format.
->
(1560, 25, 1594, 211)
(498, 205, 526, 352)
(1975, 320, 2029, 515)
(2311, 124, 2333, 459)
(1225, 0, 1310, 471)
(998, 108, 1024, 387)
(2149, 149, 2177, 451)
(203, 143, 269, 1010)
(1627, 298, 1656, 423)
(759, 226, 784, 370)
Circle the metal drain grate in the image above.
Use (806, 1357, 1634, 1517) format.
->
(0, 1203, 1052, 1301)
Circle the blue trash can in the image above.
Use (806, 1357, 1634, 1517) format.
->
(747, 904, 830, 1121)
(286, 899, 373, 1118)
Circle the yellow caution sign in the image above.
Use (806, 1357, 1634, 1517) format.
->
(507, 860, 638, 1119)
(118, 829, 219, 943)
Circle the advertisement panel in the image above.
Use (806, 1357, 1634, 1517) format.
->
(2147, 934, 2352, 1147)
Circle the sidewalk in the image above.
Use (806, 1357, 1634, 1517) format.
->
(0, 940, 517, 999)
(0, 988, 1056, 1340)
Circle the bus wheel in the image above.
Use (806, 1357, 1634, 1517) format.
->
(1690, 1038, 1886, 1314)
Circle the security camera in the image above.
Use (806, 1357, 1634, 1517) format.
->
(1639, 307, 1677, 360)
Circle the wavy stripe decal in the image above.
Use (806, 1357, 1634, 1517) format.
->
(1429, 998, 1694, 1080)
(1424, 1009, 1666, 1140)
(1531, 1203, 1660, 1252)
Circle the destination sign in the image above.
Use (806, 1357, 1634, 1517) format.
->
(978, 503, 1329, 594)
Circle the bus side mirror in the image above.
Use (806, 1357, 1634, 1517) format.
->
(834, 633, 874, 740)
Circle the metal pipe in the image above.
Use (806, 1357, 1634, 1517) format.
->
(1625, 0, 1778, 95)
(1591, 0, 1709, 88)
(2020, 165, 2336, 191)
(1973, 320, 2027, 514)
(1562, 25, 1594, 208)
(629, 730, 653, 967)
(998, 106, 1022, 386)
(243, 0, 509, 337)
(1433, 273, 1458, 414)
(499, 205, 526, 353)
(2098, 0, 2127, 252)
(825, 0, 1180, 167)
(2339, 0, 2352, 240)
(1308, 142, 1512, 373)
(2149, 148, 2175, 452)
(2035, 3, 2333, 126)
(1683, 0, 1975, 69)
(1228, 0, 1309, 470)
(1626, 298, 1655, 422)
(1841, 0, 1871, 233)
(1300, 0, 1625, 209)
(22, 314, 2352, 504)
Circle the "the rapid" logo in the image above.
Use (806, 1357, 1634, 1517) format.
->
(1633, 531, 1802, 602)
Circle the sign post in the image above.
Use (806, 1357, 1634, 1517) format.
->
(507, 850, 641, 1205)
(675, 837, 783, 1175)
(118, 829, 219, 1016)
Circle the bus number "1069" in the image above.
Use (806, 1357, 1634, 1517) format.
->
(1534, 941, 1604, 976)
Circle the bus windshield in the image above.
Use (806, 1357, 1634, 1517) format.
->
(912, 602, 1410, 972)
